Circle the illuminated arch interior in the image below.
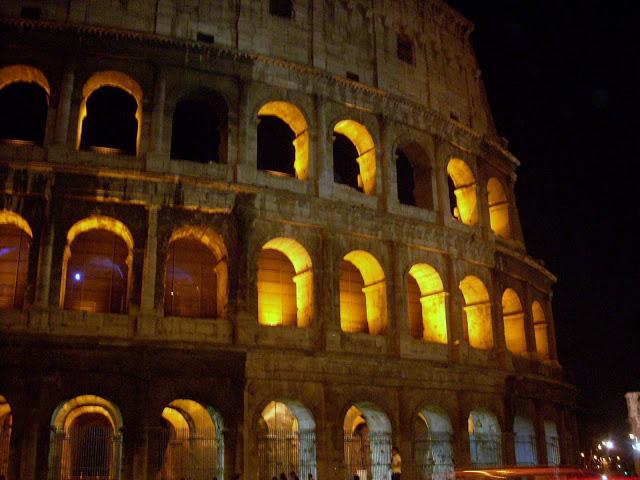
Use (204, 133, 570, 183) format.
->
(502, 288, 527, 355)
(334, 120, 376, 195)
(77, 71, 142, 154)
(513, 415, 537, 466)
(459, 276, 493, 349)
(407, 264, 447, 343)
(447, 158, 478, 225)
(0, 394, 11, 479)
(532, 301, 550, 359)
(0, 211, 32, 310)
(487, 178, 511, 238)
(60, 216, 133, 313)
(544, 420, 560, 465)
(340, 250, 387, 335)
(165, 226, 228, 318)
(258, 101, 309, 179)
(415, 406, 453, 475)
(468, 409, 502, 467)
(0, 64, 50, 94)
(258, 237, 313, 327)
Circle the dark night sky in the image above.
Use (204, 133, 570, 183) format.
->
(445, 0, 640, 445)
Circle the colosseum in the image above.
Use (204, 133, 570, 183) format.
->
(0, 1, 578, 479)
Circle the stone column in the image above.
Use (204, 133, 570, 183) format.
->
(533, 402, 548, 465)
(34, 191, 54, 311)
(522, 284, 538, 357)
(53, 61, 76, 145)
(433, 141, 450, 225)
(138, 206, 159, 336)
(19, 411, 39, 480)
(146, 67, 167, 172)
(315, 97, 333, 199)
(490, 273, 509, 368)
(476, 173, 491, 239)
(445, 256, 464, 363)
(545, 295, 560, 363)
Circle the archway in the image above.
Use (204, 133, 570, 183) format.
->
(396, 143, 433, 209)
(544, 420, 560, 466)
(343, 403, 392, 480)
(333, 120, 376, 195)
(0, 210, 33, 310)
(446, 159, 477, 225)
(257, 400, 316, 480)
(48, 395, 123, 480)
(502, 289, 526, 355)
(487, 178, 511, 239)
(0, 395, 11, 479)
(513, 415, 537, 466)
(459, 276, 493, 349)
(532, 301, 550, 359)
(407, 264, 447, 343)
(468, 409, 501, 467)
(155, 399, 224, 480)
(414, 406, 453, 480)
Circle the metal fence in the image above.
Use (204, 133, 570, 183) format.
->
(0, 417, 11, 478)
(48, 425, 122, 480)
(414, 432, 454, 480)
(514, 434, 537, 466)
(344, 431, 391, 480)
(469, 433, 502, 468)
(546, 435, 561, 466)
(257, 428, 316, 480)
(152, 427, 222, 480)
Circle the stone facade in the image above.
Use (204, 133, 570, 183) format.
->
(0, 1, 577, 480)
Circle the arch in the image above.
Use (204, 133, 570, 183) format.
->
(414, 406, 454, 480)
(459, 276, 493, 349)
(340, 250, 387, 335)
(333, 120, 376, 195)
(258, 237, 313, 327)
(395, 142, 433, 209)
(468, 409, 502, 467)
(0, 395, 12, 479)
(257, 101, 309, 179)
(0, 64, 50, 94)
(446, 158, 478, 225)
(257, 399, 316, 480)
(407, 264, 447, 343)
(165, 226, 228, 318)
(502, 288, 527, 355)
(487, 178, 511, 238)
(397, 33, 415, 64)
(343, 402, 392, 480)
(61, 216, 133, 314)
(0, 211, 33, 309)
(513, 415, 537, 466)
(48, 395, 123, 480)
(532, 301, 550, 359)
(77, 71, 142, 155)
(544, 420, 560, 466)
(157, 399, 224, 480)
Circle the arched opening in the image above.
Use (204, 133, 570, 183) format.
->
(257, 102, 309, 179)
(48, 395, 123, 480)
(414, 406, 453, 480)
(544, 420, 560, 466)
(155, 399, 224, 480)
(397, 33, 415, 64)
(407, 264, 447, 344)
(340, 251, 387, 336)
(257, 400, 316, 480)
(171, 95, 227, 163)
(343, 403, 392, 480)
(502, 288, 526, 355)
(257, 238, 313, 327)
(0, 395, 12, 479)
(396, 144, 433, 209)
(446, 159, 477, 226)
(61, 216, 133, 314)
(513, 415, 537, 466)
(487, 178, 511, 239)
(459, 276, 493, 349)
(0, 65, 50, 146)
(532, 301, 550, 360)
(78, 71, 142, 156)
(468, 409, 502, 468)
(0, 211, 33, 310)
(333, 120, 376, 195)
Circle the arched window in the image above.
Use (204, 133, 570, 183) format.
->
(257, 238, 313, 327)
(344, 403, 392, 480)
(487, 178, 511, 238)
(395, 143, 433, 209)
(258, 400, 316, 480)
(333, 120, 376, 195)
(459, 276, 493, 349)
(61, 217, 133, 314)
(171, 95, 227, 163)
(532, 301, 550, 359)
(407, 264, 447, 343)
(0, 65, 50, 146)
(0, 211, 32, 310)
(156, 399, 224, 480)
(447, 159, 478, 225)
(514, 415, 537, 466)
(414, 406, 454, 480)
(396, 33, 415, 64)
(0, 395, 12, 479)
(257, 101, 309, 179)
(48, 395, 123, 480)
(340, 251, 387, 335)
(468, 409, 502, 468)
(78, 71, 142, 155)
(544, 420, 560, 466)
(502, 288, 527, 355)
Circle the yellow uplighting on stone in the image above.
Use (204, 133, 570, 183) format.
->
(447, 158, 478, 225)
(0, 64, 50, 95)
(502, 288, 526, 355)
(334, 120, 376, 195)
(488, 177, 511, 239)
(459, 275, 493, 349)
(408, 263, 447, 344)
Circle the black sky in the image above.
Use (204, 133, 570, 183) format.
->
(444, 0, 640, 445)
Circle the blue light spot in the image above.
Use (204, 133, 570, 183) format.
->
(74, 272, 82, 282)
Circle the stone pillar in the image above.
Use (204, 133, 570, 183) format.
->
(544, 295, 560, 363)
(53, 61, 76, 145)
(140, 206, 159, 314)
(149, 67, 166, 155)
(6, 413, 24, 480)
(476, 174, 491, 239)
(454, 406, 471, 468)
(18, 411, 39, 480)
(311, 0, 326, 70)
(315, 97, 333, 199)
(490, 273, 509, 368)
(446, 256, 465, 363)
(433, 141, 450, 225)
(34, 198, 54, 309)
(522, 284, 538, 357)
(626, 393, 640, 474)
(533, 403, 548, 465)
